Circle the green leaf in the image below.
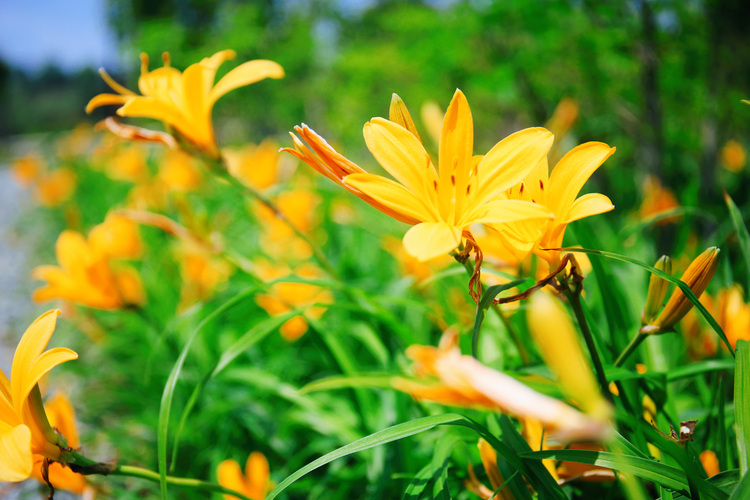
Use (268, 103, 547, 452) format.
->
(299, 373, 396, 395)
(157, 285, 260, 498)
(471, 279, 526, 358)
(170, 311, 298, 469)
(266, 414, 464, 500)
(563, 246, 733, 355)
(267, 413, 566, 500)
(735, 340, 750, 476)
(724, 192, 750, 294)
(521, 449, 728, 500)
(730, 471, 750, 500)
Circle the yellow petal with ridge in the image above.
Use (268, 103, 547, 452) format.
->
(344, 173, 432, 223)
(364, 118, 438, 214)
(548, 142, 615, 218)
(475, 128, 554, 206)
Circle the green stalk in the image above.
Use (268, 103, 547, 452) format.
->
(614, 332, 648, 368)
(459, 260, 530, 363)
(113, 465, 255, 500)
(563, 288, 613, 403)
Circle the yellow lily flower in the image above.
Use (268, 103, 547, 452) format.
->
(0, 310, 78, 482)
(284, 89, 555, 261)
(86, 50, 284, 157)
(32, 226, 144, 310)
(217, 451, 271, 500)
(30, 393, 94, 496)
(34, 168, 77, 208)
(496, 140, 615, 265)
(392, 330, 609, 441)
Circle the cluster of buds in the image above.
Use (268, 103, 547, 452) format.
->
(640, 248, 720, 335)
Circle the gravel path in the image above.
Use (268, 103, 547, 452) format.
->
(0, 164, 35, 376)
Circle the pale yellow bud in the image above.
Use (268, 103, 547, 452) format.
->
(650, 247, 720, 331)
(641, 255, 672, 324)
(526, 292, 611, 421)
(388, 93, 421, 140)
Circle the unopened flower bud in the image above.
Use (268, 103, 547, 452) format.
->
(649, 247, 720, 332)
(388, 93, 421, 140)
(641, 255, 672, 324)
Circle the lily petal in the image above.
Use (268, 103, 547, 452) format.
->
(0, 424, 33, 482)
(464, 199, 553, 226)
(364, 118, 439, 215)
(245, 452, 270, 498)
(15, 348, 78, 411)
(85, 93, 132, 114)
(548, 142, 615, 217)
(11, 310, 60, 407)
(475, 127, 554, 206)
(565, 193, 614, 224)
(217, 459, 250, 498)
(438, 89, 474, 218)
(210, 60, 285, 105)
(402, 221, 462, 261)
(344, 173, 431, 223)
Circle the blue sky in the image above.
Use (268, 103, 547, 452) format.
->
(0, 0, 119, 72)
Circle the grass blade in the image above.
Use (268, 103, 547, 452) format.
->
(735, 340, 750, 476)
(724, 191, 750, 294)
(157, 285, 260, 498)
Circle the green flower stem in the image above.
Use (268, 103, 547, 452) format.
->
(614, 332, 648, 368)
(458, 260, 530, 364)
(59, 450, 254, 500)
(112, 465, 255, 500)
(562, 288, 613, 404)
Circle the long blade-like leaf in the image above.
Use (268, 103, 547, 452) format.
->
(157, 285, 260, 498)
(724, 191, 750, 294)
(471, 279, 526, 358)
(736, 340, 750, 476)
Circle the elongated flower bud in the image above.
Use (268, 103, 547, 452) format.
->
(388, 93, 421, 140)
(648, 247, 720, 332)
(641, 255, 672, 324)
(526, 292, 611, 421)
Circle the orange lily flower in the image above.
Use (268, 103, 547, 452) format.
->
(0, 310, 77, 481)
(86, 50, 284, 157)
(284, 90, 555, 262)
(217, 452, 271, 500)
